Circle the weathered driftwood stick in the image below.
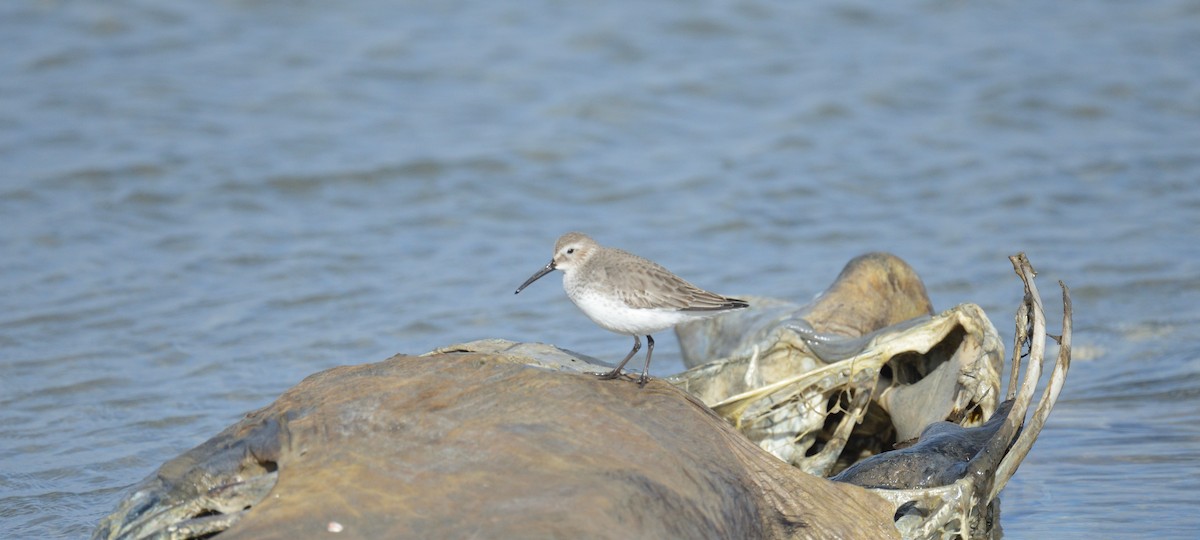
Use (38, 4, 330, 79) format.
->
(959, 253, 1044, 503)
(989, 279, 1072, 500)
(1007, 300, 1029, 400)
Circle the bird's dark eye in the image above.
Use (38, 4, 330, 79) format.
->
(566, 248, 575, 254)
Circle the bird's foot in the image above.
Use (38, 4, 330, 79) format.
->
(597, 369, 622, 380)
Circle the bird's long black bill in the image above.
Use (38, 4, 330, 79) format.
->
(514, 261, 555, 294)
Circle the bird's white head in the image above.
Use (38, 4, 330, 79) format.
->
(514, 232, 598, 294)
(549, 232, 598, 273)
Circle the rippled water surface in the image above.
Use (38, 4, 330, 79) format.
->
(3, 1, 1199, 538)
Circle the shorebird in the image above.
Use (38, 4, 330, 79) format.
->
(515, 232, 749, 386)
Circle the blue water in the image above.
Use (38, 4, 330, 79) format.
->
(2, 1, 1199, 537)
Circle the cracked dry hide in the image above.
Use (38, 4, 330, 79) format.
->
(671, 253, 1003, 477)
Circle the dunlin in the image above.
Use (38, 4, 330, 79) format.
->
(515, 232, 749, 386)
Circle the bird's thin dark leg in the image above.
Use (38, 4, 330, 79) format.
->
(637, 335, 655, 387)
(599, 335, 640, 380)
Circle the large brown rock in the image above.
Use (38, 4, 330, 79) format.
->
(95, 348, 899, 539)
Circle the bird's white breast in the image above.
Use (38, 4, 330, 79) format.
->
(563, 274, 691, 336)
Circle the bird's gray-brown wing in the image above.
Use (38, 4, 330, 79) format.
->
(607, 252, 748, 311)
